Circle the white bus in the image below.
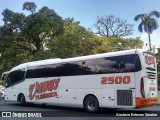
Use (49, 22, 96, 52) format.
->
(3, 49, 158, 112)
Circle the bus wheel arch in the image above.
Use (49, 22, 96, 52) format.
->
(83, 94, 99, 112)
(17, 93, 26, 106)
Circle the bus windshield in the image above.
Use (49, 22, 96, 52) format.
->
(1, 71, 9, 87)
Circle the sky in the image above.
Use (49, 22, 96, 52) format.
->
(0, 0, 160, 46)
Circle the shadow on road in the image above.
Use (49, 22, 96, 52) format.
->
(1, 101, 159, 117)
(4, 103, 160, 117)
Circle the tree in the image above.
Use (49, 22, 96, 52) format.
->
(94, 15, 134, 38)
(49, 18, 144, 58)
(1, 3, 63, 55)
(94, 37, 144, 53)
(134, 11, 160, 51)
(49, 19, 86, 58)
(108, 37, 144, 50)
(0, 2, 64, 73)
(49, 18, 104, 58)
(23, 2, 37, 14)
(64, 17, 80, 25)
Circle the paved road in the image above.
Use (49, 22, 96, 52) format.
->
(0, 99, 160, 120)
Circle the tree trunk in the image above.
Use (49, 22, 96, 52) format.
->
(148, 33, 151, 51)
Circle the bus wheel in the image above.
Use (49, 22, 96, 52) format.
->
(84, 96, 99, 112)
(20, 94, 26, 106)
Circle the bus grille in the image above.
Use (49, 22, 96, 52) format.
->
(147, 72, 156, 79)
(117, 90, 133, 106)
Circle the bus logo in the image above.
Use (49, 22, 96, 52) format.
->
(101, 76, 131, 84)
(145, 56, 155, 67)
(28, 78, 60, 100)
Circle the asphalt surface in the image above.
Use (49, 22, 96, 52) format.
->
(0, 99, 160, 120)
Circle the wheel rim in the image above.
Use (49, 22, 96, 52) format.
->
(87, 99, 96, 111)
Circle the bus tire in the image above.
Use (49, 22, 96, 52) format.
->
(20, 94, 26, 106)
(84, 96, 99, 112)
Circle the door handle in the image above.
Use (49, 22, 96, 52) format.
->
(109, 96, 114, 100)
(110, 99, 115, 100)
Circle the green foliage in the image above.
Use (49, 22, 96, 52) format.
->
(96, 37, 144, 53)
(1, 3, 63, 55)
(109, 37, 144, 49)
(31, 50, 56, 61)
(49, 20, 93, 58)
(134, 11, 160, 33)
(0, 2, 144, 75)
(49, 19, 110, 58)
(49, 19, 144, 58)
(23, 2, 37, 14)
(0, 2, 63, 73)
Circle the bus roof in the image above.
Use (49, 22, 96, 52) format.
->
(10, 49, 145, 71)
(10, 58, 61, 71)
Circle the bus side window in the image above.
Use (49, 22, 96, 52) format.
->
(7, 69, 25, 87)
(96, 54, 140, 74)
(73, 60, 97, 75)
(26, 64, 62, 78)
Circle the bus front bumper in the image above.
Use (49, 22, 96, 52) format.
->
(136, 97, 158, 108)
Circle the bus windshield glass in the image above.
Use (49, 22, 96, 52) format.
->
(1, 72, 9, 87)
